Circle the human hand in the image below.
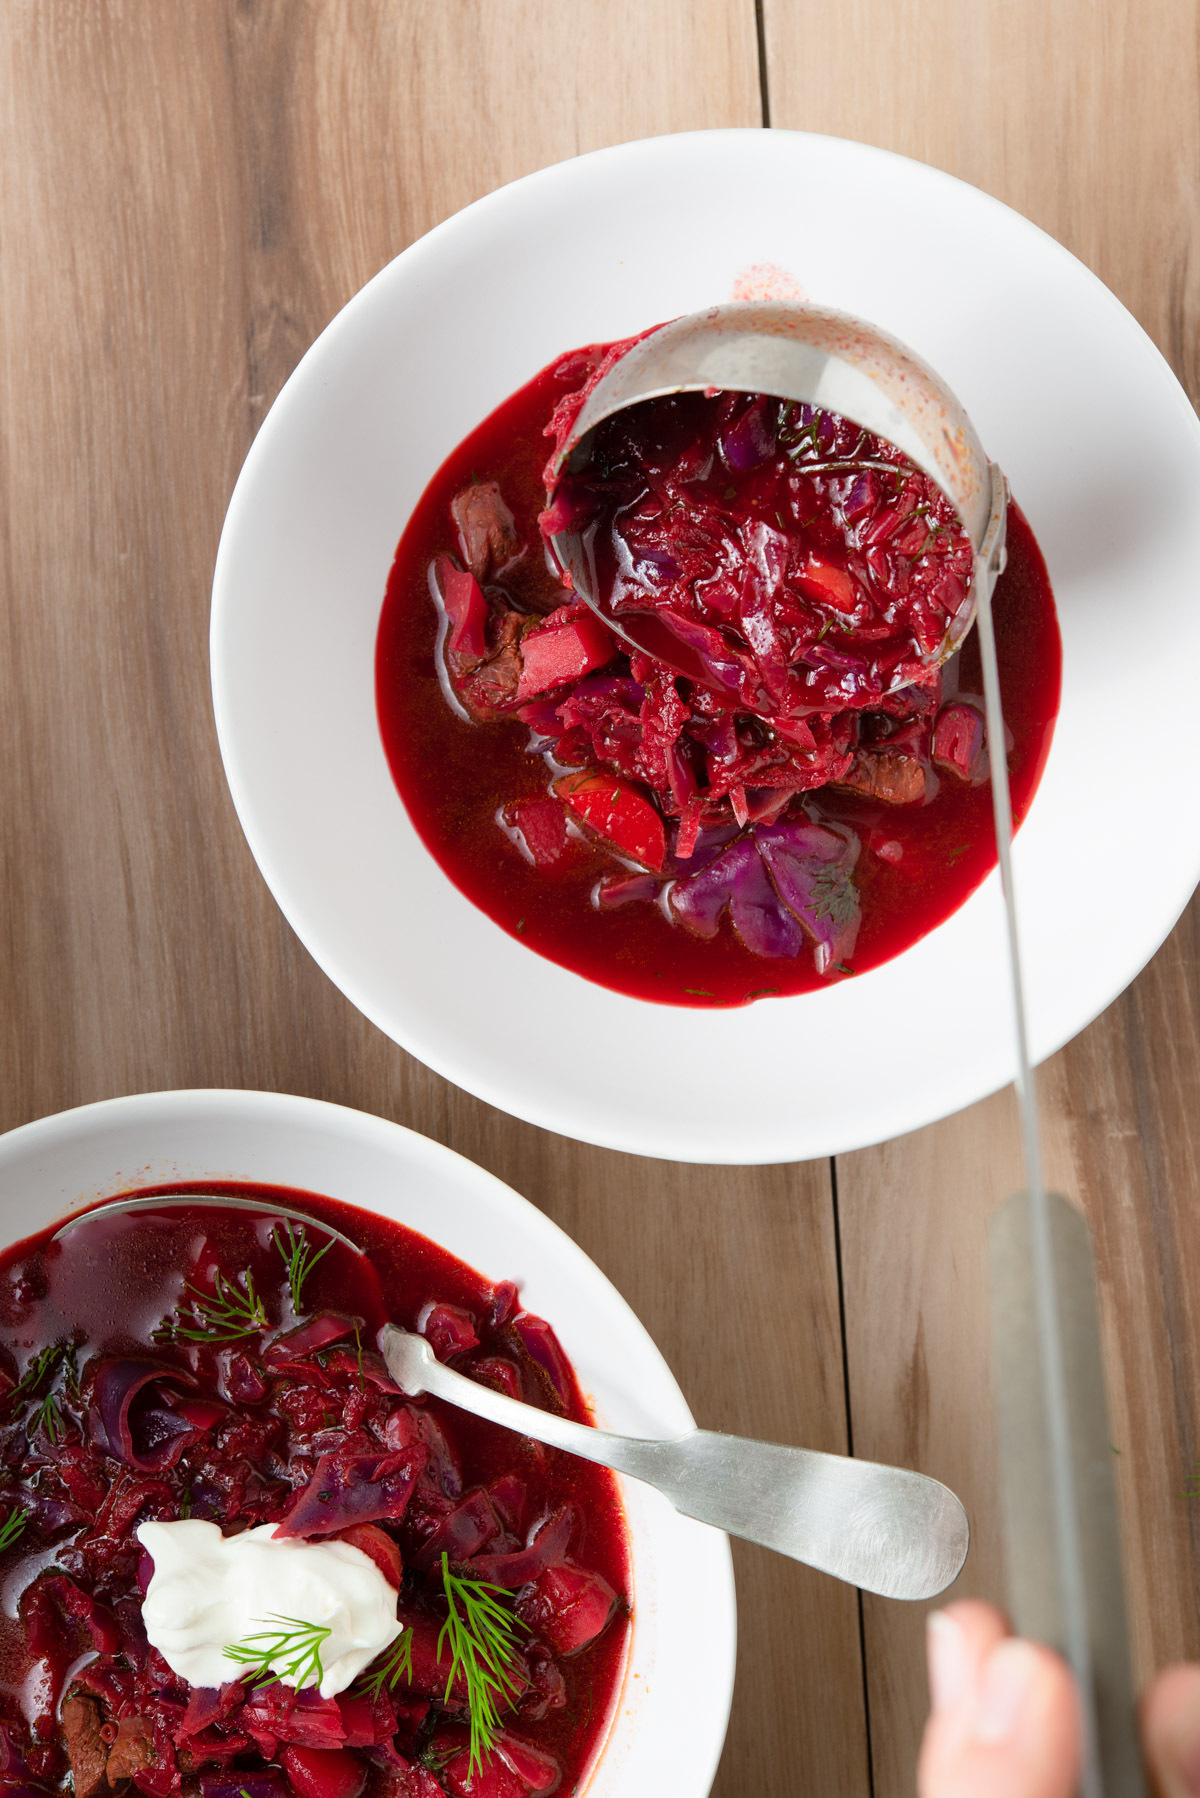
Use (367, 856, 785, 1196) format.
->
(917, 1599, 1200, 1798)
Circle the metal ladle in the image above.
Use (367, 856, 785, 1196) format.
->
(56, 1193, 969, 1601)
(546, 301, 1009, 690)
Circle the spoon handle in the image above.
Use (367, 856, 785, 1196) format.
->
(379, 1325, 968, 1601)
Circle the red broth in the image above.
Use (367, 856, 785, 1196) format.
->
(376, 344, 1061, 1009)
(0, 1188, 629, 1798)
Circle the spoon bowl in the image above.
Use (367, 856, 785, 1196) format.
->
(546, 301, 1008, 691)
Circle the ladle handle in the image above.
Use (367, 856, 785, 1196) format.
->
(379, 1325, 969, 1601)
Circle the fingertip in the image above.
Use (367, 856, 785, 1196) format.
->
(918, 1634, 1081, 1798)
(1143, 1663, 1200, 1797)
(926, 1601, 1009, 1715)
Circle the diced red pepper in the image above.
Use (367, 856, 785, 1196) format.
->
(553, 771, 665, 871)
(434, 555, 489, 664)
(797, 556, 859, 612)
(515, 615, 615, 702)
(335, 1521, 403, 1588)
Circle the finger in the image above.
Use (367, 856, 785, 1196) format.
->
(926, 1602, 1011, 1716)
(919, 1630, 1081, 1798)
(1143, 1664, 1200, 1797)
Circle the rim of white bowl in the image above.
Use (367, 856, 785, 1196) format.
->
(0, 1088, 737, 1797)
(210, 128, 1200, 1163)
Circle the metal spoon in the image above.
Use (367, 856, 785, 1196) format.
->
(379, 1322, 968, 1602)
(55, 1193, 969, 1601)
(545, 300, 1008, 692)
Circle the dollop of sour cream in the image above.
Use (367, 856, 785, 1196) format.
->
(137, 1519, 401, 1699)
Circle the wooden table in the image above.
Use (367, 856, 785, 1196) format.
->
(3, 4, 1197, 1792)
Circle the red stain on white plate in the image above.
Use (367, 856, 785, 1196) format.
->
(730, 261, 808, 302)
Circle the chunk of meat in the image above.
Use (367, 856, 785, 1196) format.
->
(105, 1716, 153, 1787)
(62, 1694, 109, 1798)
(455, 613, 524, 720)
(451, 483, 523, 582)
(835, 750, 926, 806)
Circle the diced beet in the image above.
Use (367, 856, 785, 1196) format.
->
(514, 615, 615, 702)
(509, 1315, 573, 1409)
(486, 1281, 520, 1330)
(470, 1505, 573, 1588)
(553, 771, 665, 871)
(336, 1522, 403, 1588)
(421, 1303, 480, 1361)
(514, 1563, 618, 1657)
(931, 701, 985, 780)
(470, 1357, 523, 1401)
(201, 1776, 289, 1798)
(280, 1746, 367, 1798)
(502, 800, 569, 870)
(434, 556, 490, 665)
(411, 1488, 503, 1573)
(437, 1729, 559, 1798)
(334, 1691, 395, 1749)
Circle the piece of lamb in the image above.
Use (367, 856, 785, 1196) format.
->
(105, 1716, 154, 1787)
(61, 1694, 110, 1798)
(451, 482, 523, 582)
(835, 750, 926, 806)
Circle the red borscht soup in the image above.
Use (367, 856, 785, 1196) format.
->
(376, 334, 1061, 1008)
(0, 1190, 629, 1798)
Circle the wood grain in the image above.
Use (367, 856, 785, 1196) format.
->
(0, 4, 868, 1793)
(764, 0, 1200, 1788)
(3, 1, 1199, 1792)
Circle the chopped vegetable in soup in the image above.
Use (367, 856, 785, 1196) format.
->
(0, 1191, 629, 1798)
(376, 333, 1061, 1007)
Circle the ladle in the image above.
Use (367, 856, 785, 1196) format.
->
(545, 301, 1008, 691)
(56, 1193, 969, 1602)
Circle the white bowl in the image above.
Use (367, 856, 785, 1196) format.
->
(211, 128, 1200, 1163)
(0, 1089, 735, 1798)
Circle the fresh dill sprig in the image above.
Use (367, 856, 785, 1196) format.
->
(154, 1269, 268, 1343)
(1182, 1460, 1200, 1499)
(0, 1505, 28, 1551)
(35, 1390, 63, 1443)
(807, 860, 859, 930)
(272, 1219, 333, 1315)
(438, 1552, 527, 1777)
(224, 1615, 332, 1689)
(10, 1342, 74, 1403)
(356, 1627, 413, 1700)
(9, 1342, 76, 1440)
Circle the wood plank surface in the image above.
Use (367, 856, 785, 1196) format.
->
(764, 0, 1200, 1789)
(0, 5, 866, 1795)
(2, 2, 1198, 1794)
